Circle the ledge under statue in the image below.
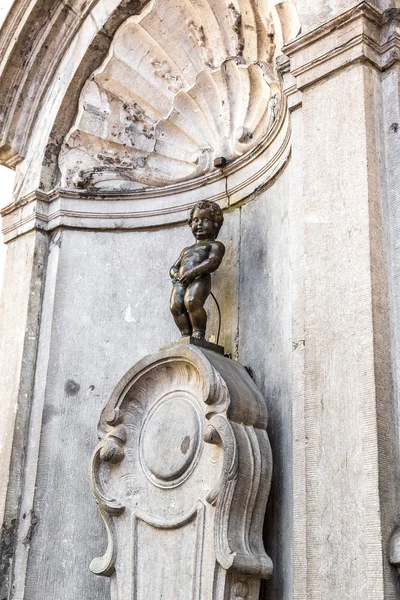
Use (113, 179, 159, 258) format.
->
(89, 201, 273, 600)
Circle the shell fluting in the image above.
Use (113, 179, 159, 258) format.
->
(59, 0, 299, 191)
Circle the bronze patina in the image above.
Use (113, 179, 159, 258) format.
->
(169, 201, 225, 339)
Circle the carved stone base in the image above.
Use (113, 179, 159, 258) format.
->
(90, 343, 273, 600)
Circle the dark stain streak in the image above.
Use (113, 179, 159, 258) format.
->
(384, 8, 400, 21)
(49, 231, 62, 251)
(41, 404, 59, 426)
(292, 339, 306, 351)
(0, 518, 17, 599)
(181, 436, 190, 454)
(65, 379, 80, 396)
(245, 365, 254, 380)
(23, 511, 39, 547)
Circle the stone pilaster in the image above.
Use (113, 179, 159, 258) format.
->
(0, 230, 48, 599)
(284, 3, 400, 598)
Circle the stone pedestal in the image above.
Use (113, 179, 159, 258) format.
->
(89, 343, 273, 600)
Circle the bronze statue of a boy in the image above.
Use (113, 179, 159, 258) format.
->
(170, 201, 225, 339)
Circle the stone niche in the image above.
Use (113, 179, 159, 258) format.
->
(58, 0, 299, 194)
(90, 342, 273, 600)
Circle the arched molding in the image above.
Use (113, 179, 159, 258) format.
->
(1, 104, 290, 240)
(0, 0, 152, 192)
(0, 0, 300, 222)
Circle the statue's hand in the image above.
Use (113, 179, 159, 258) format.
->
(169, 266, 178, 279)
(179, 270, 195, 286)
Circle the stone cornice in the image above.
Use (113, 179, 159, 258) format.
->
(283, 2, 400, 91)
(1, 107, 291, 241)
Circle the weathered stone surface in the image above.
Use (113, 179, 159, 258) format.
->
(1, 3, 400, 600)
(90, 343, 273, 599)
(0, 230, 47, 599)
(0, 0, 153, 197)
(0, 0, 299, 200)
(10, 225, 204, 600)
(4, 203, 273, 600)
(1, 106, 292, 236)
(0, 0, 151, 169)
(383, 58, 400, 594)
(238, 168, 293, 600)
(284, 7, 400, 598)
(59, 0, 286, 190)
(292, 0, 395, 33)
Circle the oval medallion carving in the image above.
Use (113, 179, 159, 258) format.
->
(140, 395, 202, 487)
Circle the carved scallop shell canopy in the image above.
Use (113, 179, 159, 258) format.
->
(59, 0, 299, 191)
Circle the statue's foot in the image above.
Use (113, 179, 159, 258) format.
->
(180, 332, 191, 338)
(191, 331, 205, 340)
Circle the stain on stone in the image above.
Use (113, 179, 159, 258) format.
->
(23, 510, 39, 546)
(49, 231, 62, 251)
(36, 260, 44, 278)
(0, 518, 17, 600)
(245, 365, 254, 380)
(103, 0, 151, 37)
(292, 339, 306, 351)
(390, 122, 399, 133)
(384, 8, 400, 21)
(41, 404, 59, 425)
(43, 137, 64, 168)
(65, 379, 80, 396)
(234, 330, 239, 361)
(181, 436, 190, 454)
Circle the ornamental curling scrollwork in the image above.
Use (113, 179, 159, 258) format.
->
(89, 344, 273, 600)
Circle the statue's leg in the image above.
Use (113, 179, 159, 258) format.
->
(170, 284, 192, 336)
(184, 277, 211, 339)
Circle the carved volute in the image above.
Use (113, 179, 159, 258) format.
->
(90, 343, 273, 600)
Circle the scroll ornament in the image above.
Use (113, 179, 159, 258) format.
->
(89, 344, 273, 600)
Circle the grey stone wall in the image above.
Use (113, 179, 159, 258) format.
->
(238, 172, 293, 600)
(18, 167, 293, 600)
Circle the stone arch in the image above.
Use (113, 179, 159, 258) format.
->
(0, 0, 300, 206)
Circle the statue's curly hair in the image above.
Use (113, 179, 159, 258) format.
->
(188, 201, 224, 237)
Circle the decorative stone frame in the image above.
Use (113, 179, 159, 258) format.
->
(90, 343, 273, 600)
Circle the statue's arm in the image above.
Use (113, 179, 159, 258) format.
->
(169, 250, 184, 279)
(191, 242, 225, 278)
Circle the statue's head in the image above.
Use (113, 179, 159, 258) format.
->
(188, 201, 224, 240)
